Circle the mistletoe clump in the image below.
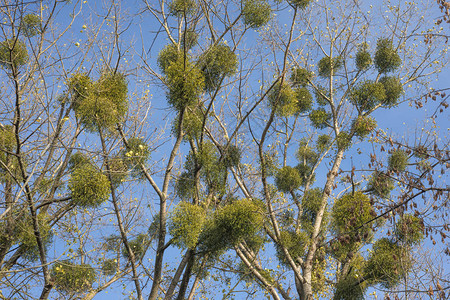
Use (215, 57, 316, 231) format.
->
(101, 259, 116, 276)
(0, 125, 16, 171)
(394, 214, 424, 245)
(168, 0, 197, 15)
(364, 238, 411, 288)
(67, 73, 93, 107)
(351, 80, 386, 111)
(122, 233, 149, 261)
(268, 81, 298, 117)
(336, 131, 352, 150)
(353, 116, 377, 139)
(309, 108, 330, 129)
(222, 144, 241, 168)
(172, 104, 205, 140)
(388, 149, 408, 172)
(314, 85, 330, 106)
(0, 39, 28, 69)
(374, 38, 401, 74)
(379, 76, 403, 106)
(123, 137, 151, 170)
(318, 56, 342, 78)
(157, 44, 182, 74)
(291, 67, 313, 87)
(355, 43, 372, 71)
(367, 171, 394, 199)
(69, 164, 110, 208)
(16, 212, 53, 261)
(275, 230, 308, 266)
(106, 156, 128, 187)
(316, 134, 331, 152)
(296, 144, 318, 165)
(242, 0, 272, 28)
(166, 56, 204, 110)
(21, 14, 41, 37)
(275, 166, 302, 193)
(290, 0, 312, 9)
(295, 87, 313, 113)
(295, 163, 315, 186)
(52, 261, 97, 293)
(72, 72, 128, 131)
(333, 276, 366, 300)
(169, 202, 206, 249)
(301, 188, 327, 234)
(199, 43, 238, 91)
(181, 29, 198, 50)
(200, 199, 264, 254)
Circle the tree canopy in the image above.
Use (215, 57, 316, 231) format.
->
(0, 0, 449, 299)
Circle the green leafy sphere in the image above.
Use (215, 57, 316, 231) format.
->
(51, 261, 97, 293)
(379, 76, 403, 106)
(296, 144, 318, 165)
(172, 104, 205, 140)
(199, 43, 238, 91)
(314, 85, 329, 106)
(318, 56, 343, 78)
(336, 131, 352, 150)
(168, 0, 197, 15)
(290, 0, 312, 9)
(333, 276, 366, 300)
(157, 44, 182, 74)
(275, 230, 308, 266)
(68, 152, 91, 172)
(353, 116, 377, 139)
(67, 73, 93, 107)
(309, 108, 330, 129)
(301, 188, 327, 234)
(316, 134, 331, 152)
(374, 38, 402, 74)
(106, 156, 128, 187)
(101, 259, 117, 276)
(394, 214, 424, 245)
(181, 29, 198, 50)
(222, 144, 241, 168)
(169, 202, 206, 249)
(364, 238, 410, 288)
(0, 39, 28, 69)
(295, 163, 315, 186)
(175, 171, 196, 200)
(295, 87, 313, 113)
(275, 166, 302, 193)
(166, 56, 204, 110)
(388, 149, 408, 173)
(200, 199, 264, 254)
(0, 125, 15, 152)
(269, 81, 298, 117)
(351, 80, 386, 111)
(74, 72, 128, 131)
(17, 212, 53, 261)
(332, 192, 374, 235)
(69, 164, 110, 208)
(21, 14, 41, 37)
(367, 171, 395, 199)
(291, 67, 313, 87)
(355, 43, 372, 71)
(122, 233, 149, 261)
(123, 137, 151, 169)
(242, 0, 272, 29)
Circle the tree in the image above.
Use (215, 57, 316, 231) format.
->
(0, 0, 448, 299)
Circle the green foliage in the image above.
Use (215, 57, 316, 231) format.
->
(101, 259, 116, 276)
(301, 188, 327, 234)
(261, 150, 279, 177)
(291, 67, 312, 87)
(309, 108, 330, 129)
(106, 156, 128, 187)
(123, 233, 149, 261)
(295, 87, 313, 113)
(316, 134, 331, 152)
(0, 39, 28, 69)
(168, 0, 196, 15)
(69, 164, 110, 208)
(175, 171, 196, 200)
(73, 72, 128, 131)
(336, 132, 351, 150)
(275, 230, 308, 266)
(295, 163, 315, 186)
(355, 43, 372, 71)
(290, 0, 312, 9)
(0, 125, 16, 174)
(351, 80, 386, 111)
(394, 214, 424, 245)
(16, 212, 53, 261)
(67, 73, 93, 107)
(374, 38, 401, 74)
(296, 144, 318, 165)
(388, 149, 408, 172)
(222, 144, 241, 168)
(275, 166, 302, 193)
(21, 14, 41, 37)
(51, 261, 97, 293)
(364, 238, 410, 288)
(331, 192, 373, 238)
(353, 116, 377, 139)
(314, 85, 329, 106)
(181, 29, 198, 50)
(200, 199, 264, 254)
(157, 44, 182, 74)
(173, 105, 205, 140)
(242, 0, 272, 28)
(166, 56, 204, 110)
(379, 76, 403, 106)
(123, 137, 151, 177)
(333, 276, 365, 300)
(367, 171, 395, 199)
(169, 202, 206, 249)
(199, 43, 237, 91)
(318, 56, 342, 77)
(68, 152, 91, 172)
(268, 81, 298, 117)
